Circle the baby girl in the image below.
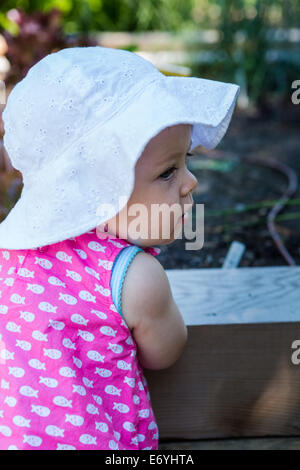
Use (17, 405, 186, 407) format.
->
(0, 46, 239, 449)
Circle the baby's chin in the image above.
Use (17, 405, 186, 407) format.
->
(125, 230, 182, 248)
(96, 222, 182, 246)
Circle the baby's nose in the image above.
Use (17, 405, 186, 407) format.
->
(189, 171, 198, 191)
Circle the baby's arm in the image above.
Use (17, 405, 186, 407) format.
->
(122, 252, 188, 370)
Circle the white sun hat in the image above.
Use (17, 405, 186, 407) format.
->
(0, 46, 240, 250)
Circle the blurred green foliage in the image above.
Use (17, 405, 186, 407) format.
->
(0, 0, 195, 33)
(1, 0, 299, 33)
(0, 0, 299, 108)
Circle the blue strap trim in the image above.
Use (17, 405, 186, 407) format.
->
(111, 245, 143, 318)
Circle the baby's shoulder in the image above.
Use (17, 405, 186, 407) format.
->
(121, 251, 171, 331)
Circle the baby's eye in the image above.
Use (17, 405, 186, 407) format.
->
(159, 166, 177, 180)
(159, 153, 194, 180)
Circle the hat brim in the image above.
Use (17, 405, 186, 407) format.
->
(0, 75, 239, 249)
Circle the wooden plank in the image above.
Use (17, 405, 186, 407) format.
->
(144, 267, 300, 440)
(159, 436, 300, 450)
(164, 266, 300, 325)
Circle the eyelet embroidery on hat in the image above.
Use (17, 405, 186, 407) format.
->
(69, 168, 78, 177)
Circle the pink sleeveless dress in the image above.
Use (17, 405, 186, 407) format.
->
(0, 228, 160, 450)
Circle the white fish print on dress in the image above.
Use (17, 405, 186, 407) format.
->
(78, 290, 96, 303)
(8, 367, 25, 378)
(79, 434, 97, 445)
(31, 405, 50, 417)
(20, 311, 35, 322)
(32, 330, 48, 342)
(87, 241, 106, 253)
(72, 356, 82, 368)
(1, 349, 14, 360)
(109, 440, 119, 450)
(66, 270, 82, 282)
(123, 422, 136, 432)
(49, 319, 65, 330)
(72, 385, 86, 396)
(85, 267, 100, 281)
(100, 326, 116, 337)
(148, 421, 158, 430)
(0, 425, 12, 436)
(113, 402, 130, 413)
(110, 303, 118, 313)
(56, 251, 72, 263)
(16, 339, 31, 351)
(45, 425, 64, 437)
(92, 395, 102, 405)
(4, 396, 17, 407)
(4, 278, 14, 287)
(108, 239, 124, 249)
(23, 435, 42, 447)
(133, 395, 140, 405)
(124, 377, 135, 388)
(28, 359, 46, 370)
(48, 276, 66, 288)
(90, 309, 107, 320)
(34, 257, 52, 270)
(138, 381, 145, 391)
(73, 248, 87, 260)
(86, 404, 99, 415)
(39, 302, 57, 313)
(87, 350, 104, 362)
(71, 314, 89, 326)
(94, 284, 110, 297)
(82, 377, 93, 388)
(39, 376, 58, 388)
(117, 360, 131, 371)
(131, 436, 139, 446)
(138, 409, 150, 418)
(107, 343, 123, 354)
(105, 412, 112, 423)
(19, 385, 38, 398)
(59, 293, 77, 305)
(95, 422, 108, 432)
(0, 305, 8, 315)
(77, 330, 94, 342)
(26, 283, 44, 294)
(7, 267, 15, 275)
(13, 415, 31, 427)
(105, 385, 121, 396)
(18, 255, 25, 264)
(57, 443, 76, 450)
(53, 396, 72, 408)
(95, 368, 112, 378)
(6, 321, 21, 333)
(59, 367, 76, 378)
(97, 259, 113, 270)
(125, 336, 134, 346)
(1, 379, 10, 389)
(2, 251, 10, 260)
(65, 414, 84, 426)
(62, 338, 76, 350)
(10, 294, 25, 304)
(43, 348, 62, 359)
(17, 268, 34, 278)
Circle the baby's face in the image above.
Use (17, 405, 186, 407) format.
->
(98, 124, 197, 247)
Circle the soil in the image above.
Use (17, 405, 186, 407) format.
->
(1, 103, 299, 270)
(156, 104, 300, 269)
